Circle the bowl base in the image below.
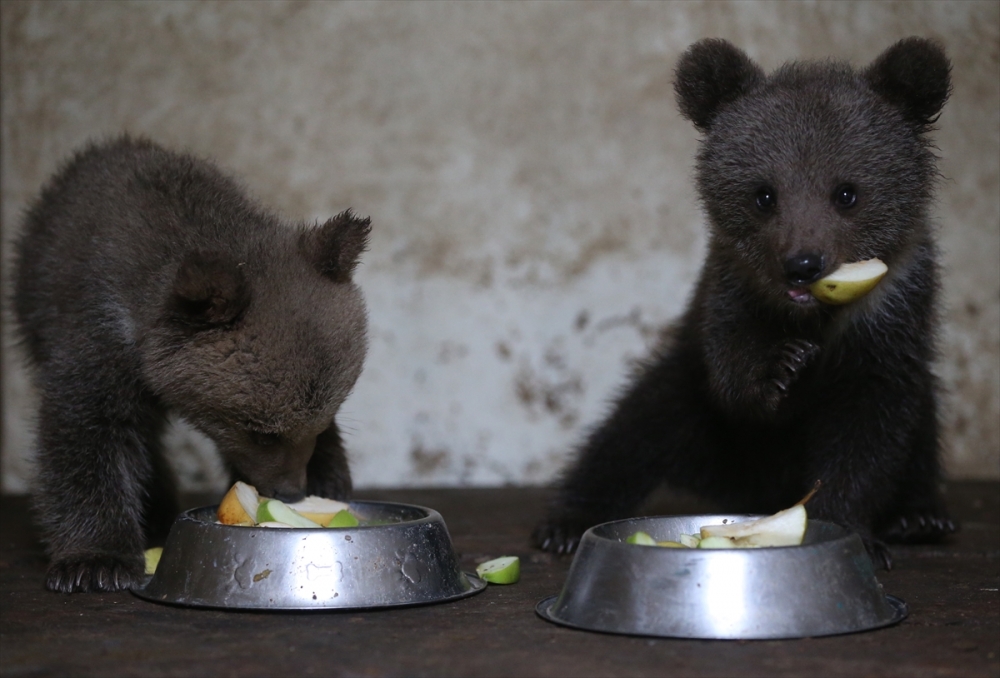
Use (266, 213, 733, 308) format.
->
(132, 572, 486, 611)
(535, 594, 908, 640)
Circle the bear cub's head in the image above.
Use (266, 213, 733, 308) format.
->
(144, 208, 371, 502)
(674, 37, 951, 310)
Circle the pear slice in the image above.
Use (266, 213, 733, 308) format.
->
(809, 258, 888, 305)
(217, 481, 261, 525)
(678, 533, 701, 548)
(699, 504, 807, 547)
(286, 495, 351, 525)
(475, 556, 520, 584)
(257, 499, 322, 528)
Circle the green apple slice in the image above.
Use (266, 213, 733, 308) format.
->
(475, 556, 520, 584)
(144, 547, 163, 575)
(698, 536, 737, 549)
(625, 531, 657, 546)
(809, 258, 888, 305)
(699, 504, 807, 547)
(257, 499, 322, 528)
(326, 509, 359, 528)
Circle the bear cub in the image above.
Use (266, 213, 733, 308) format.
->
(11, 136, 370, 592)
(533, 38, 957, 568)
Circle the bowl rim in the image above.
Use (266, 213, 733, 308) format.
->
(182, 499, 442, 531)
(587, 513, 853, 550)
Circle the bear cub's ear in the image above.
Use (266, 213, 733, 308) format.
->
(301, 209, 371, 283)
(674, 38, 764, 132)
(865, 37, 951, 130)
(169, 252, 250, 327)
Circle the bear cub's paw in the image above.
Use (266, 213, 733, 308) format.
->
(880, 512, 958, 544)
(531, 517, 591, 555)
(46, 554, 145, 593)
(764, 339, 820, 410)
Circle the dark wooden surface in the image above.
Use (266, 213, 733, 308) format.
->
(1, 483, 997, 677)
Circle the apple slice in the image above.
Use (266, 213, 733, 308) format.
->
(326, 509, 359, 528)
(698, 536, 738, 549)
(809, 258, 888, 305)
(217, 481, 261, 525)
(625, 531, 657, 545)
(144, 547, 163, 575)
(476, 556, 520, 584)
(699, 504, 807, 547)
(286, 495, 351, 525)
(257, 499, 322, 528)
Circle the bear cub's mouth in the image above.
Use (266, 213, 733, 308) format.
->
(787, 287, 816, 305)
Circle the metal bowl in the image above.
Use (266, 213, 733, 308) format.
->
(132, 501, 485, 610)
(536, 515, 906, 640)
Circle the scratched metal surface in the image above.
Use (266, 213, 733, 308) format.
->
(1, 483, 997, 677)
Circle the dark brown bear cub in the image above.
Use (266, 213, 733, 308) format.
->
(12, 136, 370, 592)
(533, 38, 956, 568)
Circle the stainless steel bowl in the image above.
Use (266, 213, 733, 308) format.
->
(132, 501, 485, 610)
(536, 515, 906, 639)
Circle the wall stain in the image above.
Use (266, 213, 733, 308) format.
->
(410, 444, 450, 476)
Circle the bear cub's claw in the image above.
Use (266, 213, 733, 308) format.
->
(880, 512, 959, 544)
(764, 339, 820, 411)
(531, 519, 585, 555)
(774, 339, 819, 391)
(861, 536, 894, 571)
(46, 554, 145, 593)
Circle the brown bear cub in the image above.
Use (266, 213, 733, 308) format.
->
(12, 136, 370, 592)
(533, 38, 956, 568)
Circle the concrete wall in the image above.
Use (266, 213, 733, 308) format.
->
(2, 0, 997, 493)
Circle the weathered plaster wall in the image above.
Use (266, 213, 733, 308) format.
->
(2, 0, 998, 493)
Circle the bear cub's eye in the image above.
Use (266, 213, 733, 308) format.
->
(833, 183, 858, 208)
(755, 185, 777, 212)
(248, 430, 283, 447)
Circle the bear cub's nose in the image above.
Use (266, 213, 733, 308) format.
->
(784, 253, 825, 285)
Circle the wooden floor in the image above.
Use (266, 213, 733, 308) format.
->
(1, 483, 997, 677)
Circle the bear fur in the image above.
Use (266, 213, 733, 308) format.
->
(532, 37, 956, 568)
(11, 136, 370, 592)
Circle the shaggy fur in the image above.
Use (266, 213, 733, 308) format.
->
(11, 136, 370, 592)
(532, 38, 957, 568)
